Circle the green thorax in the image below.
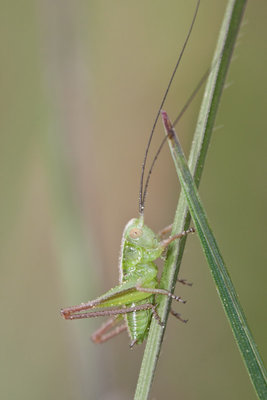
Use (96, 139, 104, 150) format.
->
(119, 217, 163, 284)
(119, 217, 164, 344)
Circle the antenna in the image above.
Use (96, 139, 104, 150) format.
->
(141, 63, 214, 206)
(139, 0, 200, 215)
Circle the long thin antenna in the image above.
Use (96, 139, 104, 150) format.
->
(141, 65, 211, 208)
(139, 0, 200, 215)
(142, 136, 168, 208)
(173, 64, 212, 127)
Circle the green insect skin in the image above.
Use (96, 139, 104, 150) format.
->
(61, 215, 193, 346)
(120, 217, 164, 345)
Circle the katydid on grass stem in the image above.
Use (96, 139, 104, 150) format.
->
(61, 219, 194, 347)
(61, 0, 206, 347)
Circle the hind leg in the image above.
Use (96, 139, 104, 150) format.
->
(91, 316, 127, 344)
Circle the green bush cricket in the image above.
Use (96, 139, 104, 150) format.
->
(61, 217, 194, 347)
(61, 1, 205, 348)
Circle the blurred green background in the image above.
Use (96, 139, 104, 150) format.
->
(1, 1, 266, 399)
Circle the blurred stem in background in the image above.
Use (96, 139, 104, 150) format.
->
(38, 2, 100, 398)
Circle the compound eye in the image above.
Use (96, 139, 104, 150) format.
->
(129, 228, 143, 239)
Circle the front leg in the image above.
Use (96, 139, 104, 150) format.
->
(160, 227, 195, 249)
(158, 224, 173, 239)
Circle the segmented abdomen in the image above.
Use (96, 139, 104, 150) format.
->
(126, 296, 153, 344)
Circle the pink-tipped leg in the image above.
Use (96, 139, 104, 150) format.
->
(160, 227, 195, 249)
(91, 317, 127, 344)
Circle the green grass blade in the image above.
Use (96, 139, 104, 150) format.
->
(162, 111, 267, 399)
(133, 1, 259, 399)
